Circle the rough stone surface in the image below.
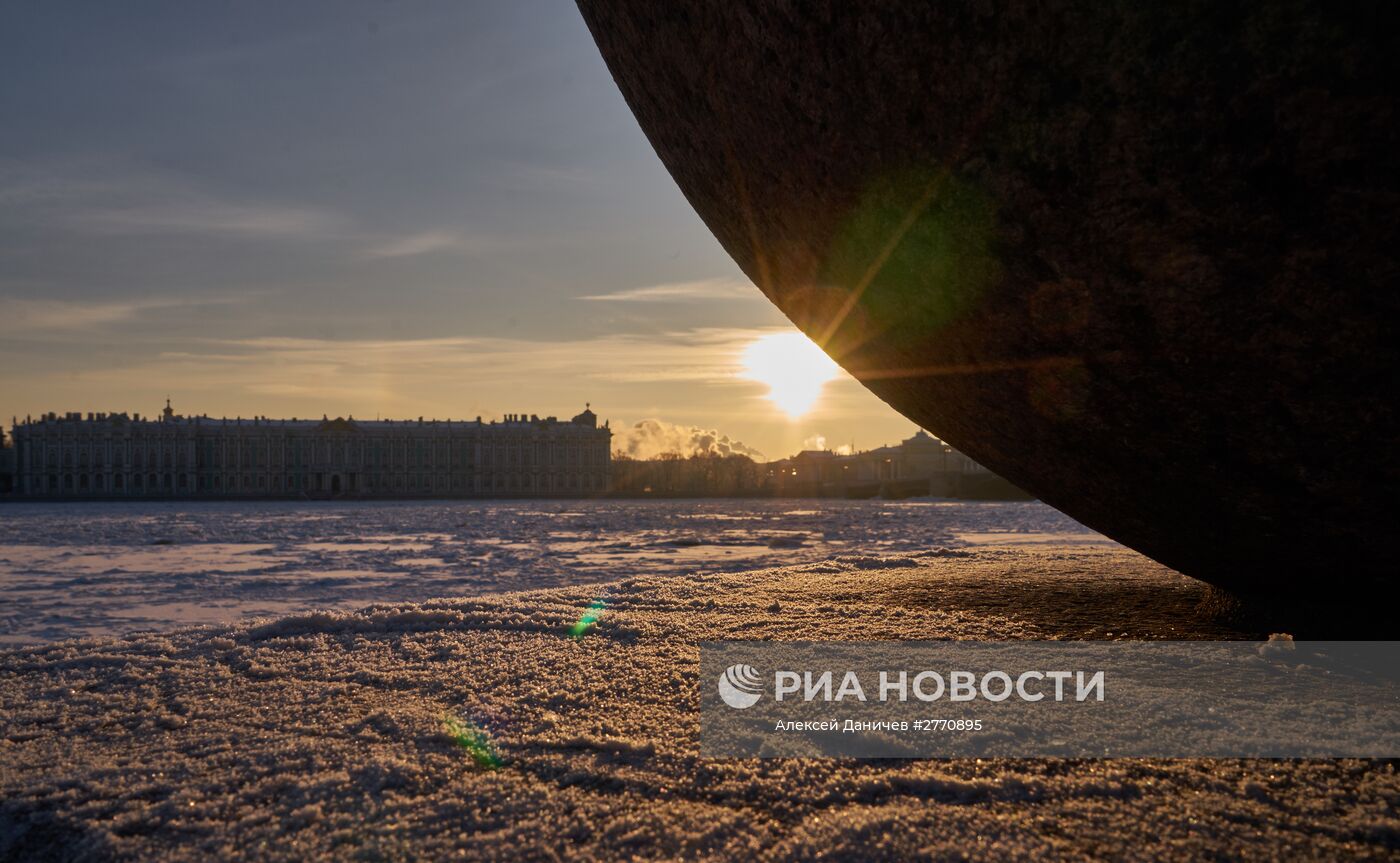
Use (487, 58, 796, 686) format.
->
(575, 2, 1399, 600)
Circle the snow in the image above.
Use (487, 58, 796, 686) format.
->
(1, 501, 1395, 860)
(0, 499, 1105, 645)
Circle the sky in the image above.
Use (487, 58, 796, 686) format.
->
(0, 0, 923, 460)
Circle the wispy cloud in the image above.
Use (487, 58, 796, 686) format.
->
(77, 202, 339, 239)
(12, 327, 792, 414)
(364, 230, 460, 259)
(0, 295, 240, 331)
(0, 158, 343, 241)
(207, 328, 773, 387)
(362, 230, 475, 259)
(1, 160, 533, 261)
(577, 278, 759, 303)
(493, 160, 597, 190)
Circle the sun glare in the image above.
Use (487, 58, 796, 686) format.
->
(740, 331, 840, 419)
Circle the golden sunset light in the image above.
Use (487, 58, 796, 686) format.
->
(740, 331, 840, 419)
(2, 4, 1392, 860)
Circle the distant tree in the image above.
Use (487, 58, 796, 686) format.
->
(607, 452, 772, 497)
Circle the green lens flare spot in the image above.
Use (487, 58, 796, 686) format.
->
(443, 714, 502, 770)
(569, 598, 608, 639)
(820, 168, 1000, 346)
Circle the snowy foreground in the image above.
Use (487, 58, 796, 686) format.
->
(2, 533, 1398, 860)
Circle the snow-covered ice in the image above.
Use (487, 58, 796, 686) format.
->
(3, 500, 1394, 860)
(2, 542, 1396, 861)
(0, 499, 1106, 645)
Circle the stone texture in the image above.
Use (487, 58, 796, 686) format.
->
(576, 1, 1398, 601)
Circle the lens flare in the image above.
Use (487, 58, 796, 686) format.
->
(443, 714, 501, 770)
(569, 598, 607, 638)
(740, 331, 840, 419)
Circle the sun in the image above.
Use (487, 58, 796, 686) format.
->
(740, 331, 840, 419)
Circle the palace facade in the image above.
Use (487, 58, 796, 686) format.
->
(8, 402, 611, 499)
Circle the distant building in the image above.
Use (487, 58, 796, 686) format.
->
(7, 402, 610, 499)
(768, 431, 1029, 499)
(0, 426, 13, 494)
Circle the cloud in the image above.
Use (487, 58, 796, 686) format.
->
(362, 230, 467, 259)
(77, 202, 339, 239)
(615, 418, 764, 460)
(0, 159, 343, 241)
(1, 160, 606, 261)
(0, 296, 239, 331)
(2, 328, 772, 413)
(577, 278, 759, 303)
(194, 328, 771, 391)
(195, 327, 777, 387)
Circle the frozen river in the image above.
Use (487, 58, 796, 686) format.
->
(0, 498, 1107, 644)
